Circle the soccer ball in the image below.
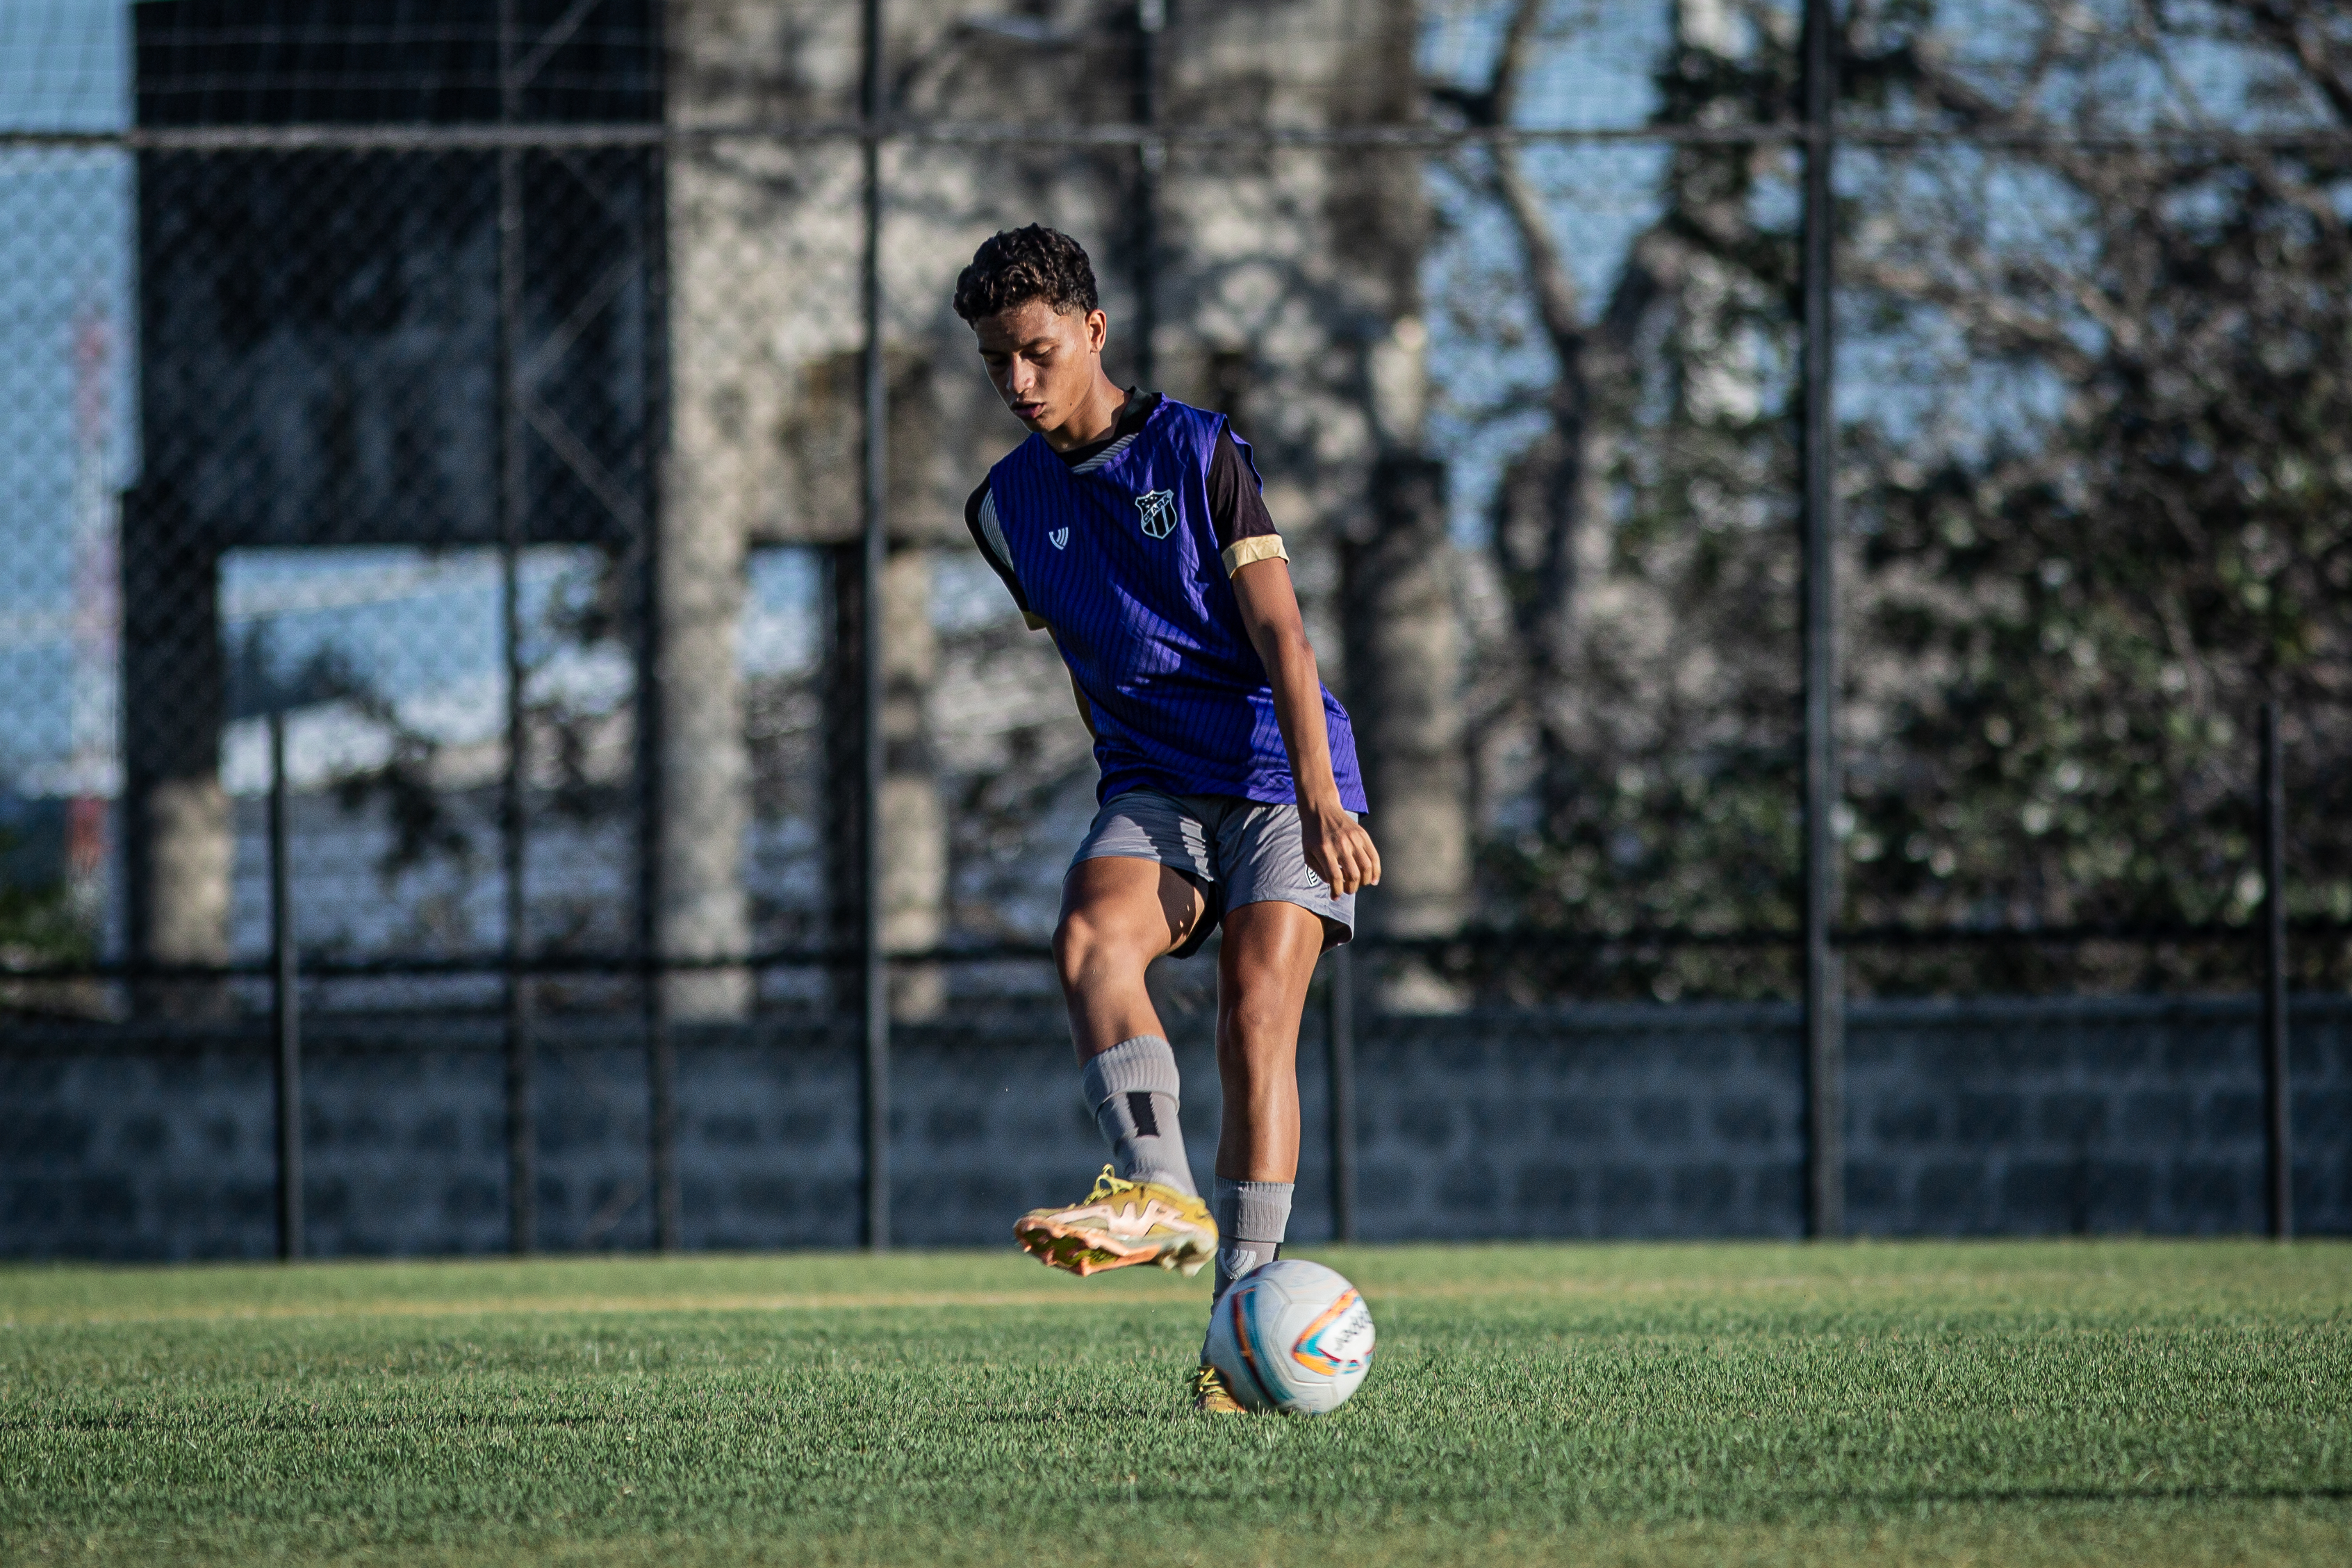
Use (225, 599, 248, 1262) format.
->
(1204, 1259, 1374, 1415)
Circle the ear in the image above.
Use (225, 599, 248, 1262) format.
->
(1085, 308, 1108, 354)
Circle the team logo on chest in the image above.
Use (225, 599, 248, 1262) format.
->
(1133, 488, 1178, 540)
(1048, 527, 1069, 550)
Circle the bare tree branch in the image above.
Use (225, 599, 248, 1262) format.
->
(2223, 0, 2352, 126)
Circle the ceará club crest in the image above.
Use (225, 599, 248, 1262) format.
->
(1133, 488, 1178, 539)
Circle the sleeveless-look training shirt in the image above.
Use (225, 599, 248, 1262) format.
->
(967, 395, 1368, 811)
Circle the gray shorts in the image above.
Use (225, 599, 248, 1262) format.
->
(1070, 789, 1357, 958)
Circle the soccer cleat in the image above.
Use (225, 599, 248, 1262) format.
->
(1013, 1165, 1217, 1278)
(1190, 1362, 1247, 1414)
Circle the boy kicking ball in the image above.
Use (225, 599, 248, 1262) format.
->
(953, 225, 1380, 1414)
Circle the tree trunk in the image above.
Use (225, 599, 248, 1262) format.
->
(1344, 454, 1469, 1009)
(879, 546, 945, 1019)
(656, 474, 752, 1018)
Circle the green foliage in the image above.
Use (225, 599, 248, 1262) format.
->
(0, 825, 89, 970)
(1829, 1, 2352, 992)
(1460, 26, 1810, 1001)
(1456, 1, 2352, 998)
(3, 1244, 2347, 1566)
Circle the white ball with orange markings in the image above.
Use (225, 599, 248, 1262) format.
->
(1203, 1259, 1375, 1415)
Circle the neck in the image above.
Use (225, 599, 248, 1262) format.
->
(1042, 369, 1131, 452)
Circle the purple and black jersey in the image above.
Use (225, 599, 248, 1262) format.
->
(965, 394, 1368, 812)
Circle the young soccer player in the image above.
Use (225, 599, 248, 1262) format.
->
(954, 225, 1381, 1412)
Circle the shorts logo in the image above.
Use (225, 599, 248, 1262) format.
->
(1048, 527, 1070, 550)
(1134, 488, 1178, 539)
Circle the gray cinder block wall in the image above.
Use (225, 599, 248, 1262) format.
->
(3, 996, 2346, 1260)
(1843, 996, 2351, 1235)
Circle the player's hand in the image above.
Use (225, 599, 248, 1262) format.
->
(1300, 798, 1381, 896)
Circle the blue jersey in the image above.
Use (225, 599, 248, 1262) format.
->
(973, 397, 1368, 811)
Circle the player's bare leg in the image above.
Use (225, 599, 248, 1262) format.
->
(1187, 897, 1327, 1411)
(1212, 899, 1326, 1187)
(1012, 857, 1220, 1278)
(1054, 856, 1205, 1060)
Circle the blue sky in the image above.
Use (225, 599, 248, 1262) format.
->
(0, 1, 133, 789)
(1420, 3, 1675, 543)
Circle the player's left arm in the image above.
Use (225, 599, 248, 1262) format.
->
(1231, 560, 1382, 896)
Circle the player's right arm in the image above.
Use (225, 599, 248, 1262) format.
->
(1231, 558, 1381, 896)
(964, 481, 1046, 630)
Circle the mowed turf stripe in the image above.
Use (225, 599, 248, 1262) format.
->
(0, 1273, 1900, 1328)
(0, 1273, 2269, 1329)
(9, 1239, 2342, 1328)
(0, 1289, 1185, 1328)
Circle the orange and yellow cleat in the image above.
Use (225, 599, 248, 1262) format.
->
(1013, 1165, 1217, 1278)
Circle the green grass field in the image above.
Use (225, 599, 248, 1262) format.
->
(3, 1241, 2348, 1566)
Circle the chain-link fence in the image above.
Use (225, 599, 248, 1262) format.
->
(3, 1, 2349, 1251)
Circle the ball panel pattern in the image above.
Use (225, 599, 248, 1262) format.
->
(1203, 1260, 1374, 1416)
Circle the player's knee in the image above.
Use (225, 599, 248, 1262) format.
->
(1051, 913, 1087, 987)
(1053, 908, 1146, 989)
(1216, 993, 1290, 1056)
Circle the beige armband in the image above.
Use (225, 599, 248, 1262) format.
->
(1220, 535, 1289, 576)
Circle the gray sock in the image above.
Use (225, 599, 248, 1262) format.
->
(1080, 1035, 1197, 1197)
(1211, 1178, 1292, 1302)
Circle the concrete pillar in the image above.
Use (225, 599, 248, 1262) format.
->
(1345, 454, 1470, 1011)
(1330, 1, 1477, 1011)
(120, 479, 231, 1016)
(822, 542, 947, 1021)
(879, 547, 946, 1018)
(655, 483, 752, 1018)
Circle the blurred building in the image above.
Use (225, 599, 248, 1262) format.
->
(126, 0, 664, 1007)
(124, 0, 1468, 1016)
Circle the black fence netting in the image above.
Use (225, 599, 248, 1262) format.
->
(3, 0, 2349, 1016)
(1825, 12, 2352, 999)
(1, 1, 2349, 1249)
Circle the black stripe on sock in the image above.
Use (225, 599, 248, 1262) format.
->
(1126, 1091, 1160, 1138)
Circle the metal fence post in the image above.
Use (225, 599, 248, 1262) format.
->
(641, 6, 681, 1253)
(1133, 0, 1164, 388)
(1325, 944, 1358, 1243)
(1798, 0, 1845, 1239)
(2260, 702, 2291, 1240)
(268, 706, 302, 1261)
(860, 0, 893, 1253)
(495, 0, 536, 1257)
(644, 820, 680, 1253)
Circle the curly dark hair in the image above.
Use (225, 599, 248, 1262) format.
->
(952, 224, 1099, 322)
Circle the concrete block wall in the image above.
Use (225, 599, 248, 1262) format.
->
(1844, 996, 2352, 1236)
(1349, 1005, 1805, 1240)
(670, 1020, 1289, 1251)
(0, 1016, 1253, 1260)
(4, 1030, 518, 1260)
(3, 995, 2346, 1259)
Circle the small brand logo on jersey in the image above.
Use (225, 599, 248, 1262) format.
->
(1048, 527, 1069, 550)
(1134, 488, 1178, 539)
